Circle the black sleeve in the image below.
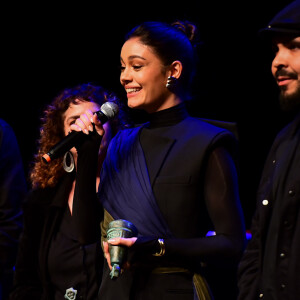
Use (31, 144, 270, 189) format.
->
(72, 130, 104, 245)
(9, 190, 47, 300)
(0, 121, 27, 273)
(129, 147, 246, 269)
(237, 209, 260, 300)
(163, 147, 246, 265)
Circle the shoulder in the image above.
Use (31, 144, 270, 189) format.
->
(179, 117, 238, 159)
(110, 125, 143, 144)
(0, 118, 18, 146)
(23, 187, 56, 211)
(0, 118, 11, 131)
(20, 188, 56, 232)
(269, 113, 300, 152)
(179, 116, 236, 141)
(277, 114, 300, 139)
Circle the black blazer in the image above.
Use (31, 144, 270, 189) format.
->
(99, 116, 244, 300)
(144, 116, 238, 238)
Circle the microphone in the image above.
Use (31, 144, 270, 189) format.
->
(42, 102, 119, 164)
(107, 219, 138, 279)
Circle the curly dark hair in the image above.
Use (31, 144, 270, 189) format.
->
(30, 83, 130, 189)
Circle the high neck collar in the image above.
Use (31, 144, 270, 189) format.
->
(147, 103, 189, 129)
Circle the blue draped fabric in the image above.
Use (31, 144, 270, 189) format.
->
(98, 126, 173, 238)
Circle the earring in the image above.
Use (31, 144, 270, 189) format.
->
(166, 76, 177, 89)
(63, 151, 75, 173)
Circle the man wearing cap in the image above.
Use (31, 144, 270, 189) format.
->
(237, 1, 300, 299)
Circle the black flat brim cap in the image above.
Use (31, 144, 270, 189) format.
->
(258, 0, 300, 38)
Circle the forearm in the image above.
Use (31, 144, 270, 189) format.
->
(127, 233, 244, 271)
(72, 131, 103, 244)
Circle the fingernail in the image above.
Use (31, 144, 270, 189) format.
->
(108, 238, 116, 243)
(83, 129, 89, 135)
(88, 125, 93, 132)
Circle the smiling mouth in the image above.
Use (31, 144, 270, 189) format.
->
(126, 88, 141, 93)
(275, 70, 297, 86)
(277, 77, 293, 86)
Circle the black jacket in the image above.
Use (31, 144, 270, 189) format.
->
(0, 119, 27, 300)
(99, 112, 245, 300)
(238, 112, 300, 300)
(0, 119, 27, 272)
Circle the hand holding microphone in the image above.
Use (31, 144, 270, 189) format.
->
(42, 102, 119, 163)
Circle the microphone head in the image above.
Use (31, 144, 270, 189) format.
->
(101, 102, 119, 119)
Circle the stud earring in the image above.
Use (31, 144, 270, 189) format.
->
(166, 76, 177, 89)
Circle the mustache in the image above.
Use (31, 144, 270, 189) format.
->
(275, 69, 298, 79)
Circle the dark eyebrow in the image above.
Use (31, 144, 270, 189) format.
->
(120, 55, 146, 63)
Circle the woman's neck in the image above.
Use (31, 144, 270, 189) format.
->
(145, 94, 182, 114)
(147, 102, 189, 129)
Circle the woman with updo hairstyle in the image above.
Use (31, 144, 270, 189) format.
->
(69, 21, 246, 299)
(123, 20, 198, 100)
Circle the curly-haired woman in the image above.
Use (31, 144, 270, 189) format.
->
(10, 83, 129, 300)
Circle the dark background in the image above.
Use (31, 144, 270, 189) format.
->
(1, 1, 295, 228)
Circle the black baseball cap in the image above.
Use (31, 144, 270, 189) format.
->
(259, 0, 300, 38)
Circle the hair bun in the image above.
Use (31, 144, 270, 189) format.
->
(171, 20, 197, 43)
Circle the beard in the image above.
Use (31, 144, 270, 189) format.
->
(279, 81, 300, 112)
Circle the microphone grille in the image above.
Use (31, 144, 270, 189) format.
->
(101, 102, 119, 118)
